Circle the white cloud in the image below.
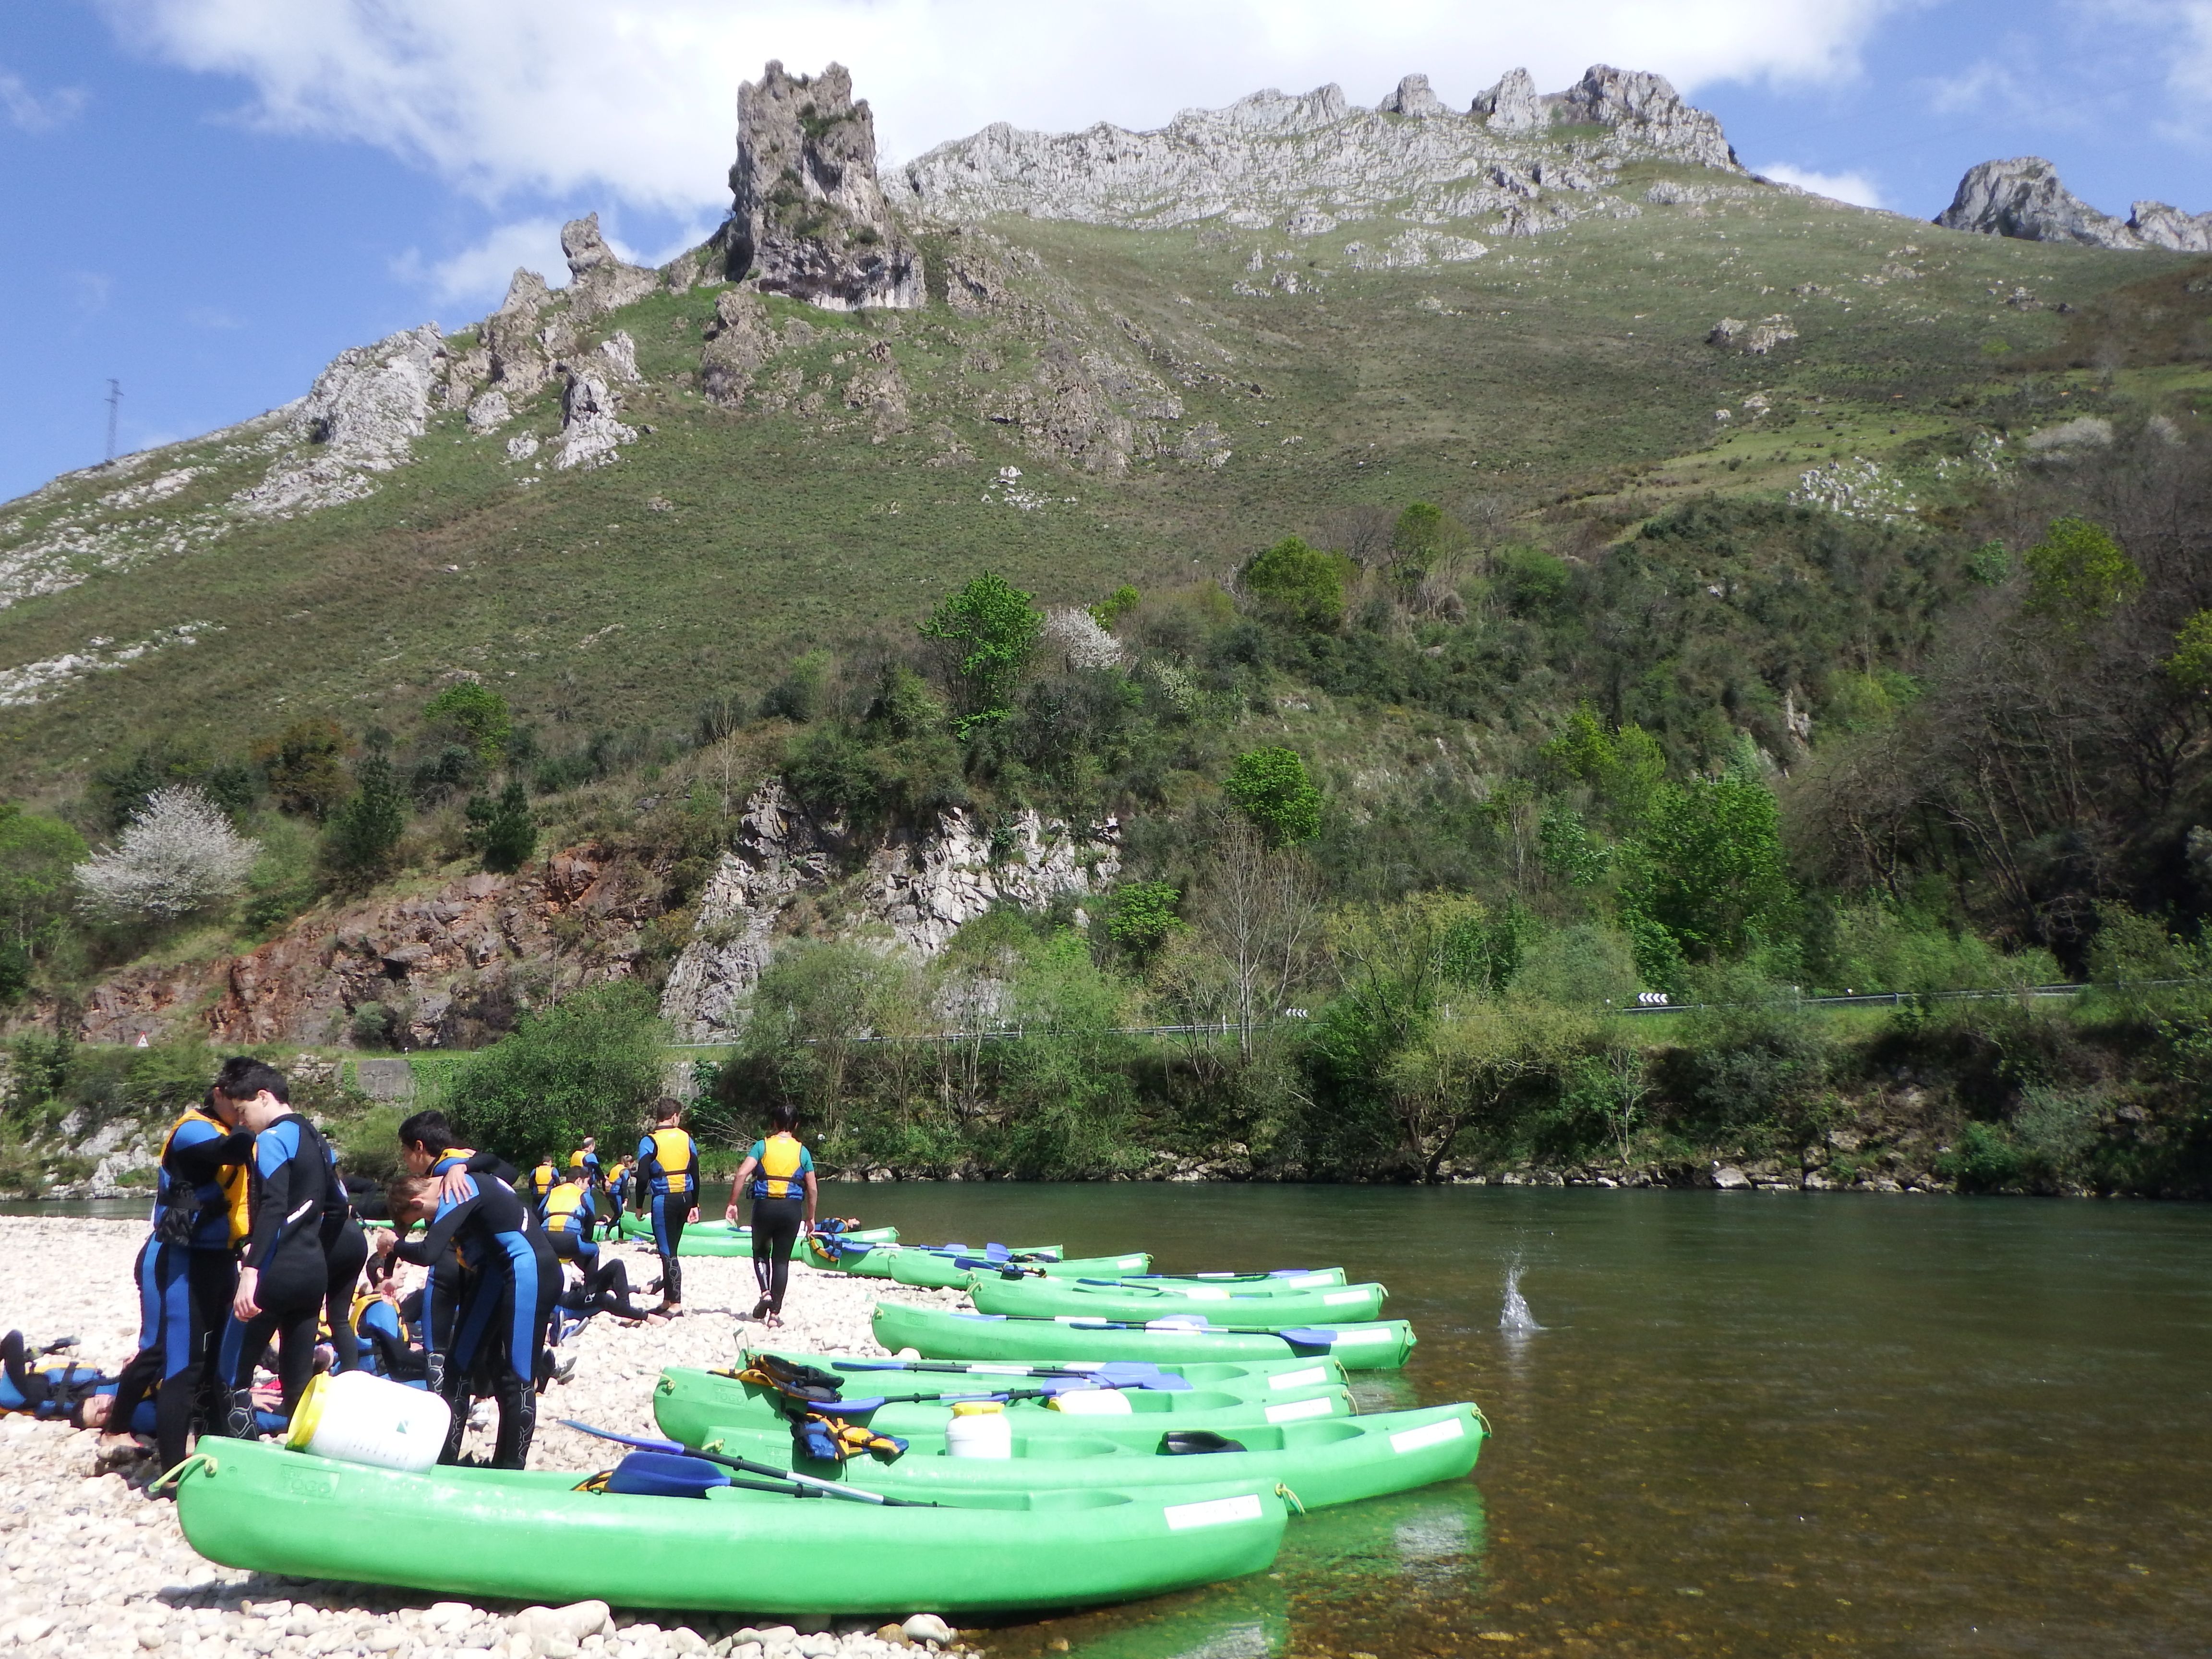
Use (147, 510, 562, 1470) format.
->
(392, 217, 571, 309)
(97, 0, 1909, 216)
(0, 67, 87, 131)
(1759, 161, 1887, 207)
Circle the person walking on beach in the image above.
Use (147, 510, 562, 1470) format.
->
(210, 1058, 331, 1436)
(102, 1086, 251, 1476)
(636, 1100, 698, 1316)
(728, 1104, 817, 1329)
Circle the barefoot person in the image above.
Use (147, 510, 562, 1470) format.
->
(636, 1100, 699, 1316)
(727, 1105, 817, 1329)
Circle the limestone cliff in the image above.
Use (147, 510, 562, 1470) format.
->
(724, 60, 923, 310)
(660, 782, 1120, 1043)
(1935, 157, 2212, 252)
(890, 63, 1741, 229)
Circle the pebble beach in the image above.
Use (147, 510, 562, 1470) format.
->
(0, 1218, 980, 1659)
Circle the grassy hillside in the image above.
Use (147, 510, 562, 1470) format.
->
(0, 163, 2198, 796)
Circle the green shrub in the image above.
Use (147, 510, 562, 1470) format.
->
(1223, 747, 1322, 849)
(1241, 537, 1348, 629)
(322, 753, 407, 890)
(920, 573, 1044, 734)
(468, 781, 538, 874)
(251, 719, 352, 819)
(441, 983, 667, 1164)
(1106, 881, 1181, 957)
(422, 683, 513, 766)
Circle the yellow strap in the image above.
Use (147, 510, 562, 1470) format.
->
(150, 1452, 217, 1494)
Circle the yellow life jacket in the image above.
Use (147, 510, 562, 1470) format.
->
(160, 1109, 251, 1247)
(568, 1148, 591, 1170)
(526, 1162, 558, 1200)
(544, 1179, 591, 1233)
(350, 1290, 393, 1329)
(755, 1132, 807, 1201)
(648, 1129, 697, 1196)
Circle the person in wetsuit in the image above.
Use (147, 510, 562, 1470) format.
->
(392, 1110, 516, 1377)
(541, 1171, 599, 1272)
(635, 1100, 699, 1316)
(211, 1059, 330, 1436)
(319, 1141, 370, 1374)
(727, 1103, 817, 1328)
(102, 1087, 251, 1476)
(521, 1153, 560, 1217)
(389, 1158, 557, 1469)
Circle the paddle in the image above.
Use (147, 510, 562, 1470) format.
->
(1054, 1316, 1351, 1346)
(829, 1358, 1192, 1392)
(560, 1420, 941, 1507)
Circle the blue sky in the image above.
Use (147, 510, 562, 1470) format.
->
(3, 0, 2207, 504)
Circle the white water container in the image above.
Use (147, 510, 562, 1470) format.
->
(944, 1400, 1013, 1458)
(1046, 1388, 1134, 1416)
(283, 1370, 451, 1472)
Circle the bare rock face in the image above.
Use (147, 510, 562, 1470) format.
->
(697, 288, 782, 406)
(659, 782, 1120, 1043)
(1559, 65, 1738, 170)
(1379, 73, 1447, 117)
(233, 325, 447, 518)
(1472, 68, 1543, 133)
(725, 60, 923, 311)
(1708, 315, 1798, 355)
(553, 366, 637, 470)
(1934, 158, 2142, 248)
(2129, 200, 2212, 253)
(486, 268, 555, 399)
(561, 213, 658, 320)
(892, 65, 1736, 229)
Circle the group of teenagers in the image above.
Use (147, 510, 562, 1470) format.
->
(1, 1057, 823, 1486)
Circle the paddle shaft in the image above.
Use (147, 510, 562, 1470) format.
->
(560, 1420, 936, 1508)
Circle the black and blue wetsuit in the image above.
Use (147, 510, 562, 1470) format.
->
(319, 1143, 370, 1374)
(395, 1170, 557, 1469)
(636, 1127, 698, 1306)
(214, 1113, 331, 1434)
(414, 1147, 514, 1369)
(106, 1108, 251, 1473)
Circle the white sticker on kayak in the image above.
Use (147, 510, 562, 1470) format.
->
(969, 1365, 1032, 1375)
(1267, 1366, 1330, 1391)
(1322, 1290, 1370, 1307)
(1176, 1286, 1232, 1300)
(1390, 1418, 1467, 1455)
(1332, 1327, 1395, 1345)
(1283, 1274, 1334, 1289)
(1165, 1493, 1266, 1531)
(1265, 1396, 1336, 1423)
(1113, 1256, 1148, 1269)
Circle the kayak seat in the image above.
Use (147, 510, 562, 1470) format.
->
(600, 1452, 730, 1499)
(1160, 1431, 1248, 1456)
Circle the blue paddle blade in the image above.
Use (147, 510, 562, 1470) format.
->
(1268, 1268, 1317, 1278)
(829, 1360, 905, 1371)
(1277, 1327, 1341, 1347)
(833, 1396, 890, 1413)
(1094, 1362, 1190, 1392)
(986, 1243, 1010, 1262)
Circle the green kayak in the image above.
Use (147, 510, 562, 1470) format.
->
(172, 1440, 1286, 1617)
(653, 1365, 1354, 1445)
(616, 1216, 899, 1257)
(670, 1402, 1485, 1512)
(873, 1302, 1419, 1371)
(969, 1277, 1388, 1325)
(1127, 1269, 1349, 1290)
(893, 1250, 1154, 1290)
(751, 1350, 1353, 1398)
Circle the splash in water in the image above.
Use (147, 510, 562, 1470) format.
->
(1500, 1258, 1544, 1334)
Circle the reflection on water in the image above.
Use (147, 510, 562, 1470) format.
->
(817, 1182, 2212, 1659)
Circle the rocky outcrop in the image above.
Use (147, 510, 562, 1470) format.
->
(485, 268, 556, 400)
(560, 213, 657, 320)
(1708, 314, 1797, 354)
(1935, 158, 2142, 248)
(233, 325, 447, 518)
(724, 61, 923, 311)
(697, 289, 782, 406)
(1557, 65, 1739, 171)
(659, 782, 1120, 1043)
(891, 65, 1735, 230)
(1471, 68, 1543, 133)
(552, 366, 637, 470)
(1379, 74, 1446, 117)
(2129, 200, 2212, 253)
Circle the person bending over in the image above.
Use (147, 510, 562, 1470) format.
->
(635, 1100, 699, 1316)
(103, 1086, 251, 1476)
(389, 1161, 557, 1469)
(212, 1059, 331, 1436)
(728, 1104, 817, 1328)
(393, 1111, 516, 1367)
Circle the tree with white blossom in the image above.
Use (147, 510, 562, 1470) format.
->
(74, 785, 258, 920)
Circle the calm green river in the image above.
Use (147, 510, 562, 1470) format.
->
(804, 1183, 2212, 1659)
(16, 1183, 2207, 1654)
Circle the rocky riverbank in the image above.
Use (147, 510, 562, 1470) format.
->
(0, 1218, 982, 1659)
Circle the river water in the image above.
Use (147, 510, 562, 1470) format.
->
(15, 1183, 2206, 1655)
(800, 1183, 2212, 1659)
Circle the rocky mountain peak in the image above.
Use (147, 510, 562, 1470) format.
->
(1935, 156, 2212, 252)
(724, 59, 924, 311)
(891, 63, 1740, 229)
